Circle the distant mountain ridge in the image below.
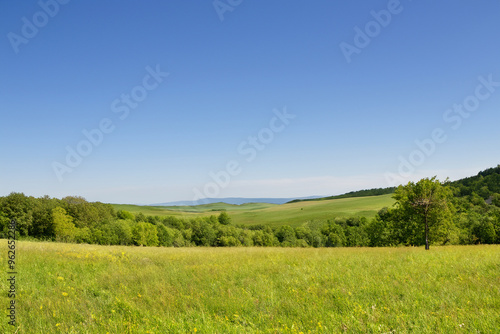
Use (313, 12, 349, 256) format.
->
(150, 196, 323, 206)
(150, 165, 500, 207)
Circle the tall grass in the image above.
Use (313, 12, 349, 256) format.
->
(1, 242, 499, 333)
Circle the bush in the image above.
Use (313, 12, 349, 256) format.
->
(132, 222, 159, 246)
(276, 225, 296, 245)
(219, 236, 241, 247)
(117, 210, 135, 220)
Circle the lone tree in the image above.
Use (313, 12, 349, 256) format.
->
(218, 211, 231, 225)
(393, 177, 454, 250)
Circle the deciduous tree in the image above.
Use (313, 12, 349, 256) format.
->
(52, 207, 77, 242)
(393, 177, 454, 250)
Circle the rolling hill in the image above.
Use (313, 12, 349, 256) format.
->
(152, 196, 323, 206)
(112, 194, 395, 227)
(108, 166, 500, 228)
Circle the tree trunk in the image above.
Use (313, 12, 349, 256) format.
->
(424, 214, 429, 250)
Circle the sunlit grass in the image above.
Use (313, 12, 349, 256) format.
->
(112, 194, 395, 227)
(1, 242, 498, 333)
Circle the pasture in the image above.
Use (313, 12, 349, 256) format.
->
(1, 241, 499, 333)
(112, 194, 395, 227)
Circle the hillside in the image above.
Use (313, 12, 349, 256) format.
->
(109, 165, 500, 228)
(287, 187, 396, 203)
(112, 194, 395, 227)
(1, 164, 498, 247)
(152, 196, 322, 206)
(449, 165, 500, 198)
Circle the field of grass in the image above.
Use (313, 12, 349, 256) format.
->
(111, 204, 207, 219)
(228, 194, 394, 227)
(161, 202, 277, 213)
(112, 194, 395, 227)
(2, 241, 499, 333)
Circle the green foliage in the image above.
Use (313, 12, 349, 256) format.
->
(322, 221, 346, 247)
(52, 207, 77, 242)
(450, 165, 500, 198)
(366, 208, 393, 247)
(113, 194, 395, 227)
(472, 216, 497, 244)
(0, 192, 33, 236)
(62, 196, 114, 228)
(252, 227, 278, 246)
(275, 225, 297, 246)
(295, 226, 313, 245)
(288, 187, 396, 203)
(238, 229, 254, 246)
(0, 210, 10, 237)
(74, 227, 93, 244)
(156, 224, 176, 247)
(96, 220, 133, 245)
(393, 177, 454, 249)
(191, 218, 217, 246)
(31, 195, 59, 238)
(218, 211, 231, 225)
(117, 210, 135, 220)
(132, 222, 159, 246)
(135, 212, 147, 222)
(172, 229, 188, 247)
(219, 235, 241, 246)
(1, 167, 499, 248)
(491, 193, 500, 207)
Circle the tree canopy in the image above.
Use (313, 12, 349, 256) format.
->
(393, 177, 454, 249)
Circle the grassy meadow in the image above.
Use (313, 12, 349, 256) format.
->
(112, 194, 395, 227)
(2, 241, 499, 333)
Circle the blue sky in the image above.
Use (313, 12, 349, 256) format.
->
(1, 0, 499, 204)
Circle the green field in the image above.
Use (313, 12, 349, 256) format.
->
(112, 194, 395, 227)
(2, 241, 499, 333)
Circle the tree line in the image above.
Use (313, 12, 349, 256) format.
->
(287, 187, 396, 203)
(1, 166, 499, 248)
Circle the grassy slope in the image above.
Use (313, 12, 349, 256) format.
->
(161, 202, 277, 213)
(111, 204, 207, 219)
(112, 194, 395, 227)
(4, 241, 499, 333)
(229, 194, 394, 227)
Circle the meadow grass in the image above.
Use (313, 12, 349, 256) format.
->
(111, 204, 207, 219)
(1, 241, 498, 333)
(160, 202, 278, 213)
(228, 195, 394, 227)
(112, 194, 395, 227)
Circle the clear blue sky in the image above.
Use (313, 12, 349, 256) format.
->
(1, 0, 499, 204)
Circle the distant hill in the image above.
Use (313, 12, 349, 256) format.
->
(114, 194, 396, 227)
(287, 187, 396, 204)
(151, 196, 323, 206)
(449, 165, 500, 198)
(152, 189, 399, 207)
